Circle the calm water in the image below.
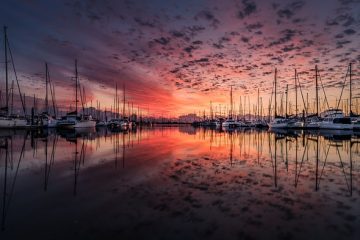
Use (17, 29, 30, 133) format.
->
(0, 126, 359, 240)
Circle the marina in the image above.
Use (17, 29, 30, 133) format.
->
(0, 26, 359, 132)
(1, 0, 360, 239)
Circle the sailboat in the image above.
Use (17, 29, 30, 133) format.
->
(57, 60, 96, 129)
(94, 101, 106, 127)
(41, 62, 58, 128)
(269, 68, 290, 129)
(0, 26, 27, 128)
(318, 64, 352, 130)
(348, 63, 360, 131)
(253, 88, 268, 128)
(319, 108, 352, 130)
(198, 106, 222, 128)
(201, 102, 219, 127)
(222, 86, 241, 128)
(286, 70, 305, 129)
(107, 84, 130, 130)
(303, 65, 321, 129)
(222, 118, 239, 128)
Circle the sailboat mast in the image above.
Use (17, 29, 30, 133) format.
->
(4, 26, 9, 115)
(115, 83, 118, 118)
(10, 80, 14, 115)
(274, 68, 277, 117)
(239, 96, 242, 119)
(23, 93, 26, 115)
(131, 102, 134, 120)
(33, 94, 36, 114)
(45, 62, 49, 113)
(123, 84, 125, 118)
(75, 59, 78, 114)
(82, 86, 85, 114)
(49, 74, 57, 117)
(260, 97, 263, 119)
(285, 84, 288, 118)
(349, 63, 352, 115)
(315, 65, 319, 116)
(230, 86, 233, 118)
(257, 88, 259, 119)
(248, 96, 250, 121)
(295, 69, 298, 117)
(306, 92, 309, 115)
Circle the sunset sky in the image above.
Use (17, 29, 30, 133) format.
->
(0, 0, 359, 116)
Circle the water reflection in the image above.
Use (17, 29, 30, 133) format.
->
(0, 126, 359, 239)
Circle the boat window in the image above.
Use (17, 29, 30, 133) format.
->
(333, 118, 351, 124)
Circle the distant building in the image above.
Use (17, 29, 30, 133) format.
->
(178, 113, 201, 123)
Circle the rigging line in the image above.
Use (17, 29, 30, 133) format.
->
(295, 72, 308, 114)
(268, 75, 275, 118)
(295, 138, 308, 187)
(336, 65, 350, 110)
(269, 135, 276, 177)
(77, 141, 84, 172)
(77, 76, 82, 112)
(46, 136, 57, 184)
(318, 69, 330, 110)
(51, 83, 58, 116)
(6, 38, 25, 115)
(2, 140, 9, 230)
(47, 67, 57, 117)
(82, 138, 87, 165)
(5, 133, 28, 217)
(318, 143, 330, 189)
(80, 85, 86, 114)
(336, 146, 351, 194)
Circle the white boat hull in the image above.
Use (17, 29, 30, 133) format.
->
(287, 121, 304, 129)
(42, 118, 58, 128)
(304, 122, 320, 129)
(0, 119, 14, 128)
(0, 118, 28, 128)
(269, 118, 290, 129)
(269, 122, 288, 129)
(222, 119, 241, 128)
(74, 120, 96, 128)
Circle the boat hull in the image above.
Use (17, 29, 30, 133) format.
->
(319, 122, 353, 130)
(304, 122, 320, 129)
(74, 120, 96, 128)
(269, 122, 289, 129)
(42, 118, 58, 128)
(0, 118, 28, 128)
(286, 121, 304, 129)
